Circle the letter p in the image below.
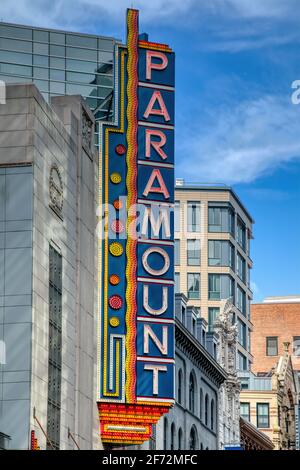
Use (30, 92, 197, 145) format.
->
(146, 51, 168, 81)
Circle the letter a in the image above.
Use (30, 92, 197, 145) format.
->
(144, 91, 170, 122)
(143, 168, 170, 199)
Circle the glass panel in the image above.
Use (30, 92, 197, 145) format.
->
(187, 239, 200, 266)
(50, 57, 65, 69)
(50, 44, 65, 57)
(175, 273, 180, 294)
(0, 50, 32, 66)
(98, 38, 114, 51)
(175, 240, 180, 265)
(33, 67, 48, 79)
(0, 25, 32, 40)
(0, 37, 32, 53)
(98, 51, 113, 63)
(50, 81, 65, 94)
(0, 63, 32, 77)
(187, 273, 200, 299)
(97, 62, 113, 74)
(208, 308, 219, 332)
(66, 58, 98, 73)
(33, 79, 48, 92)
(66, 46, 97, 61)
(50, 69, 65, 81)
(0, 74, 30, 84)
(66, 71, 98, 84)
(33, 30, 48, 42)
(33, 55, 48, 66)
(187, 202, 200, 232)
(50, 32, 65, 45)
(33, 42, 48, 55)
(66, 82, 98, 97)
(66, 34, 97, 49)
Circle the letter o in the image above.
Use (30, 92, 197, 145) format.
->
(142, 246, 170, 276)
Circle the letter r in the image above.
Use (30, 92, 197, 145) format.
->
(146, 129, 167, 160)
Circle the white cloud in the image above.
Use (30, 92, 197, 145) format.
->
(176, 94, 300, 184)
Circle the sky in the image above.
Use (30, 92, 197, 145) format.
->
(1, 0, 300, 301)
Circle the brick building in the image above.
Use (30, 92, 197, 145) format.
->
(251, 297, 300, 374)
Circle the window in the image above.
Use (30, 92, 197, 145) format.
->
(208, 274, 220, 300)
(208, 205, 234, 234)
(208, 274, 234, 301)
(187, 239, 200, 266)
(174, 201, 180, 232)
(240, 402, 250, 421)
(200, 389, 203, 421)
(208, 307, 220, 332)
(237, 285, 246, 315)
(257, 403, 269, 429)
(211, 399, 215, 430)
(187, 201, 200, 232)
(47, 245, 62, 450)
(238, 352, 247, 371)
(189, 426, 198, 451)
(237, 217, 246, 251)
(238, 319, 247, 348)
(293, 337, 300, 357)
(178, 428, 183, 450)
(163, 418, 168, 450)
(177, 369, 183, 404)
(240, 379, 249, 390)
(170, 423, 175, 450)
(187, 273, 200, 299)
(208, 240, 234, 268)
(175, 239, 180, 265)
(175, 272, 180, 294)
(237, 252, 246, 283)
(205, 394, 209, 426)
(266, 337, 278, 356)
(189, 372, 196, 414)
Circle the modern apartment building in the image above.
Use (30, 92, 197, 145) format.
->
(0, 22, 119, 141)
(174, 180, 254, 370)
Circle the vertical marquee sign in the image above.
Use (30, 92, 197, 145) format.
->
(98, 9, 175, 445)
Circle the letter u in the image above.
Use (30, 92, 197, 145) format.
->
(143, 284, 168, 316)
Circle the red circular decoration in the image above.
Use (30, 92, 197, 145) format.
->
(111, 219, 125, 234)
(115, 144, 126, 155)
(113, 199, 123, 210)
(109, 295, 123, 310)
(109, 274, 120, 285)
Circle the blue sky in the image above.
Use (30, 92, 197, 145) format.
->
(2, 0, 300, 301)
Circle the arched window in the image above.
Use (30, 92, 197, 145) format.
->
(189, 372, 196, 414)
(200, 443, 203, 450)
(211, 399, 215, 430)
(163, 417, 168, 450)
(178, 428, 183, 450)
(189, 426, 198, 450)
(205, 394, 209, 426)
(200, 388, 203, 421)
(170, 422, 175, 450)
(178, 369, 183, 404)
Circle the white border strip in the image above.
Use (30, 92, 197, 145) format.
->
(137, 316, 175, 324)
(137, 276, 174, 285)
(137, 356, 175, 364)
(138, 120, 174, 130)
(138, 81, 175, 91)
(138, 159, 174, 169)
